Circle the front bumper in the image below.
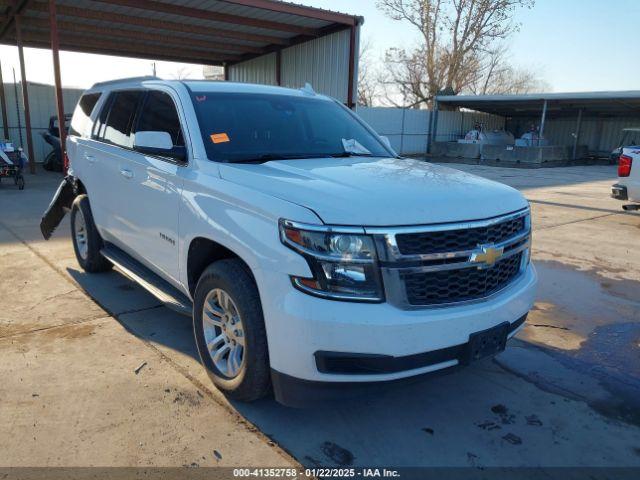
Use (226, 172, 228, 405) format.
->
(256, 263, 537, 405)
(271, 313, 528, 407)
(611, 183, 628, 201)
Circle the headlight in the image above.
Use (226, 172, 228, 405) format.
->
(279, 219, 384, 302)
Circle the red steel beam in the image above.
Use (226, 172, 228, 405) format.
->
(14, 15, 35, 174)
(0, 0, 31, 40)
(24, 18, 264, 54)
(49, 0, 66, 174)
(96, 0, 317, 36)
(18, 30, 242, 64)
(30, 2, 288, 46)
(347, 25, 356, 109)
(275, 49, 281, 86)
(8, 37, 230, 67)
(219, 0, 357, 26)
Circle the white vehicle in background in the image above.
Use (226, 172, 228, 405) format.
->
(41, 78, 537, 407)
(610, 128, 640, 164)
(612, 147, 640, 211)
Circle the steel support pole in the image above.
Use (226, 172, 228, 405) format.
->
(399, 107, 406, 155)
(0, 60, 9, 140)
(347, 25, 356, 109)
(15, 15, 36, 174)
(428, 99, 439, 154)
(538, 100, 548, 146)
(275, 49, 281, 86)
(572, 108, 583, 160)
(49, 0, 67, 174)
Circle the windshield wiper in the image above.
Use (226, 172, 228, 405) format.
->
(227, 154, 320, 164)
(328, 151, 375, 158)
(226, 151, 381, 164)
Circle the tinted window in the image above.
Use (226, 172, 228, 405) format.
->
(92, 94, 112, 140)
(134, 91, 184, 147)
(101, 90, 144, 148)
(70, 93, 100, 137)
(190, 92, 390, 163)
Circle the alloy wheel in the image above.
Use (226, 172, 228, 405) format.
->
(202, 288, 246, 378)
(74, 209, 88, 260)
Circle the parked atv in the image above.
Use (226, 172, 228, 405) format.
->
(41, 114, 71, 172)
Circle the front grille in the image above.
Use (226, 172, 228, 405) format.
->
(396, 216, 525, 255)
(403, 253, 523, 306)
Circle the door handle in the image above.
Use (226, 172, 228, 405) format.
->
(120, 168, 134, 179)
(84, 154, 96, 163)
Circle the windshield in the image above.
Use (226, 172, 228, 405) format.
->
(190, 92, 391, 163)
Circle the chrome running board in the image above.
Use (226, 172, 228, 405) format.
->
(101, 243, 192, 317)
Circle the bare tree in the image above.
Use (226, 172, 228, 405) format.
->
(170, 66, 194, 80)
(358, 38, 381, 107)
(377, 0, 541, 107)
(466, 45, 549, 95)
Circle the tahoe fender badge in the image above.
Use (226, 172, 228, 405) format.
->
(159, 232, 176, 246)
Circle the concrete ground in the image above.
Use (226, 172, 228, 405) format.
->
(0, 164, 639, 470)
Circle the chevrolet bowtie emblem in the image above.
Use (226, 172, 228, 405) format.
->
(470, 245, 504, 268)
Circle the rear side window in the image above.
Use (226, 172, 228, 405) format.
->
(99, 90, 144, 148)
(134, 91, 184, 147)
(70, 93, 101, 137)
(92, 94, 112, 140)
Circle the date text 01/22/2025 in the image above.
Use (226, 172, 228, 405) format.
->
(232, 468, 401, 478)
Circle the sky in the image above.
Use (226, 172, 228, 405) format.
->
(0, 0, 637, 92)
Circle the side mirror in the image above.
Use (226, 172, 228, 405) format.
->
(133, 131, 186, 162)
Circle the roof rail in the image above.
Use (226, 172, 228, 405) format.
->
(90, 76, 159, 88)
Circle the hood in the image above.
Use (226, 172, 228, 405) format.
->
(219, 157, 528, 226)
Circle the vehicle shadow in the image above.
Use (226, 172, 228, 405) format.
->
(63, 265, 506, 467)
(65, 265, 640, 469)
(66, 267, 201, 363)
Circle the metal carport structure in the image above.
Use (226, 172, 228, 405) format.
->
(0, 0, 362, 174)
(433, 91, 640, 158)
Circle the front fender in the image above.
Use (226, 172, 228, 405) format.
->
(178, 169, 321, 293)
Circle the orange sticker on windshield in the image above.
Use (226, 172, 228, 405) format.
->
(210, 133, 230, 144)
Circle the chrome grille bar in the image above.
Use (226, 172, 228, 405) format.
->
(368, 208, 531, 309)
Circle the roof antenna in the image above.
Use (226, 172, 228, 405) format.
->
(301, 82, 316, 96)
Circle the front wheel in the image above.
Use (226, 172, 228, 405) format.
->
(193, 259, 271, 402)
(70, 195, 112, 273)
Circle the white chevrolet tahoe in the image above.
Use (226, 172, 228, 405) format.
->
(41, 78, 537, 406)
(612, 147, 640, 212)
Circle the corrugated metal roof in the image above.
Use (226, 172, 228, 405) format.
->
(437, 91, 640, 118)
(0, 0, 361, 66)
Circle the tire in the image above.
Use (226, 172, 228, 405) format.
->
(193, 259, 270, 402)
(70, 195, 112, 273)
(42, 151, 55, 171)
(43, 151, 63, 172)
